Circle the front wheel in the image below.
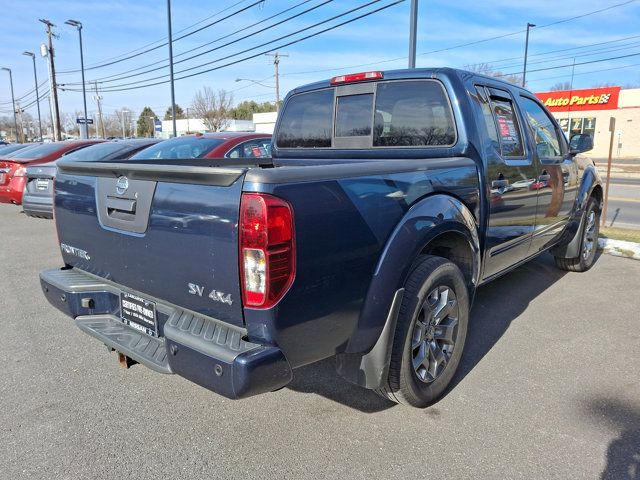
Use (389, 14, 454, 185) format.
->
(375, 255, 469, 408)
(554, 196, 600, 272)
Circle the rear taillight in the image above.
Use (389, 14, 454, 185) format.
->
(14, 167, 26, 177)
(239, 192, 295, 309)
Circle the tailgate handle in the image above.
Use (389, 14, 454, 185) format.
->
(106, 196, 137, 217)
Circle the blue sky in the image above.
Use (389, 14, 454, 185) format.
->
(1, 0, 639, 121)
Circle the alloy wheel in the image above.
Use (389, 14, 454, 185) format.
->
(411, 285, 459, 384)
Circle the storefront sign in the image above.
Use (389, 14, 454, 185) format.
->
(535, 87, 621, 112)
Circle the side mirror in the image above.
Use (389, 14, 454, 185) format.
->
(569, 134, 593, 155)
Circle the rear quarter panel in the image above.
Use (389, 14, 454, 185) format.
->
(243, 158, 479, 367)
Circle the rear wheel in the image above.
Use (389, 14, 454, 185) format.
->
(375, 255, 469, 408)
(554, 196, 600, 272)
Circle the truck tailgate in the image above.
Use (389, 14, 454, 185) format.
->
(54, 160, 247, 327)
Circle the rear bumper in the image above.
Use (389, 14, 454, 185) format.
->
(40, 267, 293, 399)
(0, 177, 26, 204)
(22, 193, 53, 218)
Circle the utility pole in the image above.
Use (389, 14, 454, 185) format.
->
(39, 19, 62, 141)
(408, 0, 418, 68)
(93, 81, 105, 138)
(266, 52, 288, 111)
(522, 22, 535, 88)
(166, 0, 177, 137)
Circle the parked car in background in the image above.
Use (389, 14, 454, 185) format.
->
(23, 139, 160, 219)
(0, 140, 103, 205)
(0, 143, 36, 157)
(129, 132, 271, 160)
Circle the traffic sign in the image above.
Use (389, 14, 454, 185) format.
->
(76, 118, 94, 125)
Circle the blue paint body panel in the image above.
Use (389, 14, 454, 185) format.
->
(54, 172, 245, 327)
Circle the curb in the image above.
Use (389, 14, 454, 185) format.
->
(598, 237, 640, 260)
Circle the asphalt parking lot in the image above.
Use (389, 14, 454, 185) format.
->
(1, 202, 638, 480)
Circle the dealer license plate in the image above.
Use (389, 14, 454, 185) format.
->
(36, 178, 50, 190)
(119, 292, 157, 337)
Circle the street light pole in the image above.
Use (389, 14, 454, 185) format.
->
(166, 0, 177, 137)
(23, 52, 43, 141)
(522, 22, 535, 88)
(65, 19, 88, 139)
(1, 68, 18, 142)
(408, 0, 418, 68)
(1, 68, 18, 143)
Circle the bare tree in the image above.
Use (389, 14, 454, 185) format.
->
(191, 87, 233, 132)
(465, 63, 523, 86)
(550, 81, 571, 91)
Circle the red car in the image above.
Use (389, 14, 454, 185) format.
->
(0, 140, 103, 205)
(129, 132, 272, 161)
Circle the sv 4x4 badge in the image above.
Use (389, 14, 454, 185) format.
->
(188, 283, 233, 306)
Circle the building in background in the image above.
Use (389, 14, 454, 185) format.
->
(157, 118, 254, 139)
(252, 112, 278, 134)
(535, 86, 639, 158)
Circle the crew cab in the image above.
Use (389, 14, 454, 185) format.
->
(40, 68, 601, 407)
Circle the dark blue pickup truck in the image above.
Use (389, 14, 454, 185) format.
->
(41, 68, 601, 407)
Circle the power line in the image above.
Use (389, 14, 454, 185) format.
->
(483, 33, 640, 68)
(0, 79, 49, 106)
(497, 51, 640, 78)
(57, 0, 264, 74)
(71, 0, 330, 86)
(484, 41, 640, 71)
(64, 0, 402, 92)
(527, 61, 640, 83)
(58, 0, 251, 72)
(281, 0, 639, 78)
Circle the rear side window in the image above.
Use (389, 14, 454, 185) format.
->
(373, 81, 455, 147)
(130, 137, 224, 159)
(9, 142, 65, 159)
(276, 89, 334, 148)
(60, 142, 127, 162)
(489, 97, 524, 158)
(225, 139, 271, 158)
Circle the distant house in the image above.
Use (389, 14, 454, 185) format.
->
(158, 118, 254, 138)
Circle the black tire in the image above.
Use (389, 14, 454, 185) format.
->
(554, 196, 600, 272)
(375, 255, 469, 408)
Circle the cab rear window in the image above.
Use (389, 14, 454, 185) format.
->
(276, 89, 334, 148)
(276, 80, 456, 149)
(374, 81, 456, 147)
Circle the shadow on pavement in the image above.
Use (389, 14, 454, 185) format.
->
(584, 397, 640, 479)
(448, 253, 569, 392)
(286, 357, 396, 413)
(287, 253, 581, 413)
